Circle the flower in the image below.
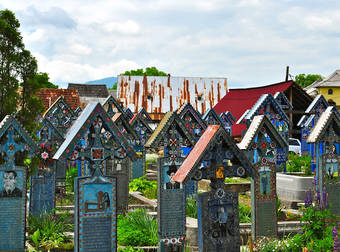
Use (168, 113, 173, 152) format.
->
(41, 151, 49, 160)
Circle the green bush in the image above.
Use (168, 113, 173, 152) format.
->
(186, 195, 198, 218)
(239, 203, 251, 223)
(27, 209, 73, 250)
(65, 167, 77, 193)
(117, 209, 158, 246)
(129, 176, 157, 199)
(286, 153, 312, 175)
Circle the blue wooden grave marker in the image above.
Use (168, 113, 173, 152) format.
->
(173, 125, 254, 252)
(177, 103, 207, 195)
(238, 94, 290, 171)
(42, 96, 79, 185)
(0, 115, 38, 251)
(307, 107, 340, 220)
(53, 102, 138, 251)
(219, 111, 236, 135)
(238, 115, 288, 239)
(145, 112, 196, 251)
(129, 111, 153, 179)
(298, 95, 329, 171)
(29, 117, 64, 216)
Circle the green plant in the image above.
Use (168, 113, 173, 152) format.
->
(145, 153, 158, 170)
(129, 176, 157, 199)
(225, 177, 251, 183)
(65, 167, 77, 193)
(186, 195, 198, 218)
(239, 203, 251, 223)
(117, 209, 158, 246)
(276, 196, 283, 219)
(286, 153, 312, 175)
(118, 247, 144, 252)
(27, 209, 73, 250)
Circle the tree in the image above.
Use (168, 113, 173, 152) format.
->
(0, 9, 49, 134)
(109, 66, 169, 90)
(34, 72, 58, 89)
(295, 74, 323, 89)
(121, 66, 168, 77)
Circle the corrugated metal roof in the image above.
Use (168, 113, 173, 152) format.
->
(117, 76, 228, 116)
(308, 70, 340, 88)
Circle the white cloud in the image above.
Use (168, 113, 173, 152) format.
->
(1, 0, 340, 89)
(104, 20, 140, 35)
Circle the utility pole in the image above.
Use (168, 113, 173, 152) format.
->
(285, 66, 289, 82)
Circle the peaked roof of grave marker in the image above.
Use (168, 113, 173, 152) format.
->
(145, 111, 196, 148)
(177, 103, 207, 130)
(102, 95, 126, 117)
(0, 115, 38, 153)
(74, 106, 82, 116)
(297, 95, 329, 127)
(172, 125, 254, 183)
(274, 92, 293, 110)
(202, 108, 224, 125)
(242, 94, 290, 124)
(237, 115, 288, 150)
(53, 102, 138, 161)
(129, 113, 153, 135)
(138, 108, 152, 121)
(112, 113, 139, 139)
(307, 107, 340, 143)
(39, 117, 65, 141)
(124, 107, 134, 120)
(220, 111, 236, 125)
(43, 96, 77, 118)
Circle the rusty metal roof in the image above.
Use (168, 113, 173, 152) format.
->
(117, 76, 228, 116)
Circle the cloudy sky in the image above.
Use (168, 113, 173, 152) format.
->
(1, 0, 340, 88)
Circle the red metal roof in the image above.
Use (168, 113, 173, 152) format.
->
(172, 125, 220, 183)
(37, 88, 80, 111)
(213, 81, 294, 136)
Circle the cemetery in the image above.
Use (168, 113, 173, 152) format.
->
(0, 83, 338, 252)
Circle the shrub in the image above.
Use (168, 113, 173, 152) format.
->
(286, 153, 312, 175)
(129, 176, 157, 199)
(65, 167, 77, 193)
(186, 195, 198, 218)
(239, 203, 251, 223)
(27, 209, 73, 250)
(117, 209, 158, 246)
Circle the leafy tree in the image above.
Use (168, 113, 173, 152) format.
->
(295, 73, 323, 89)
(0, 9, 49, 134)
(121, 66, 168, 77)
(34, 72, 58, 89)
(110, 66, 169, 90)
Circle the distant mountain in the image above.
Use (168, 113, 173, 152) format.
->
(85, 76, 117, 89)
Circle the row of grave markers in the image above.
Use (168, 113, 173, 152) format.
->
(0, 91, 338, 251)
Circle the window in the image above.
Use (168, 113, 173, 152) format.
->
(328, 89, 333, 95)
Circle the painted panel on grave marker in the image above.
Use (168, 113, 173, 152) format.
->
(158, 157, 186, 247)
(0, 167, 26, 250)
(198, 190, 240, 252)
(252, 159, 277, 238)
(75, 176, 116, 251)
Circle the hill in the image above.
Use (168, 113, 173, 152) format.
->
(85, 76, 117, 89)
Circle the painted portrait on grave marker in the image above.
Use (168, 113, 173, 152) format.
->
(259, 167, 271, 195)
(164, 165, 181, 190)
(0, 170, 23, 197)
(208, 202, 234, 239)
